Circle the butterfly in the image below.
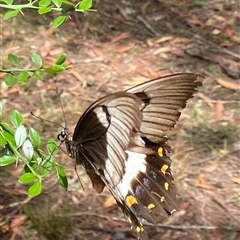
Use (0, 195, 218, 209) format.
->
(58, 73, 202, 239)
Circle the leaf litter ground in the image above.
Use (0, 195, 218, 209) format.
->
(0, 1, 239, 240)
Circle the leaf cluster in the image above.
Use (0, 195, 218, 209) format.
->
(2, 0, 94, 28)
(3, 53, 69, 86)
(0, 104, 68, 197)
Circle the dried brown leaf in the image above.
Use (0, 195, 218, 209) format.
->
(153, 46, 171, 55)
(203, 163, 219, 172)
(10, 215, 28, 235)
(147, 68, 158, 78)
(216, 78, 240, 90)
(154, 36, 173, 45)
(141, 2, 150, 15)
(90, 45, 105, 58)
(197, 93, 214, 108)
(110, 33, 131, 43)
(103, 196, 116, 208)
(196, 174, 215, 190)
(115, 46, 132, 53)
(40, 41, 51, 57)
(231, 178, 240, 185)
(215, 100, 224, 121)
(179, 201, 190, 210)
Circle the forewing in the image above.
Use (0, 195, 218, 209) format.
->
(73, 92, 143, 187)
(127, 73, 202, 143)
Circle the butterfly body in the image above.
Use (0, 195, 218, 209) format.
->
(58, 73, 202, 239)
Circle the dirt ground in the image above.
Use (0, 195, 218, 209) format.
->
(1, 0, 240, 240)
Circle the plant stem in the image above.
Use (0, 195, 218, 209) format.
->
(0, 68, 43, 73)
(0, 3, 63, 12)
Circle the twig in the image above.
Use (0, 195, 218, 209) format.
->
(194, 34, 240, 60)
(0, 197, 31, 210)
(56, 211, 240, 231)
(137, 15, 160, 36)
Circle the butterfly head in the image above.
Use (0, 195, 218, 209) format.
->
(57, 128, 71, 143)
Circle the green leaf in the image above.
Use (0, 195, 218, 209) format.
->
(8, 54, 20, 66)
(46, 139, 57, 155)
(3, 9, 20, 20)
(55, 165, 68, 190)
(15, 125, 27, 148)
(61, 0, 75, 7)
(0, 122, 14, 135)
(44, 67, 55, 75)
(10, 110, 23, 128)
(31, 53, 43, 66)
(52, 64, 66, 73)
(194, 0, 204, 6)
(52, 0, 62, 8)
(4, 73, 15, 87)
(0, 124, 15, 145)
(41, 156, 53, 176)
(3, 0, 14, 5)
(23, 139, 34, 159)
(18, 173, 36, 184)
(79, 0, 92, 10)
(0, 143, 10, 156)
(52, 15, 66, 28)
(28, 181, 42, 197)
(29, 128, 41, 147)
(23, 157, 38, 173)
(38, 0, 51, 7)
(0, 155, 16, 166)
(17, 71, 29, 83)
(38, 6, 52, 14)
(55, 53, 66, 65)
(32, 72, 44, 81)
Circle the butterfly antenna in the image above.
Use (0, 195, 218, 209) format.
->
(74, 162, 85, 192)
(31, 111, 65, 129)
(56, 87, 67, 128)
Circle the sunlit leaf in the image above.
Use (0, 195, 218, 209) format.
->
(4, 73, 15, 86)
(10, 110, 23, 128)
(3, 9, 20, 20)
(18, 172, 36, 184)
(29, 128, 41, 147)
(55, 53, 66, 65)
(31, 53, 43, 66)
(15, 125, 27, 148)
(38, 0, 51, 7)
(44, 67, 55, 75)
(8, 54, 19, 66)
(79, 0, 92, 10)
(17, 71, 29, 84)
(32, 72, 44, 81)
(23, 139, 34, 159)
(0, 155, 16, 166)
(28, 181, 42, 197)
(52, 64, 66, 73)
(52, 0, 62, 7)
(52, 15, 66, 28)
(38, 6, 52, 14)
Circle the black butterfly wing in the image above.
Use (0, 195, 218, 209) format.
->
(69, 73, 202, 239)
(72, 92, 143, 190)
